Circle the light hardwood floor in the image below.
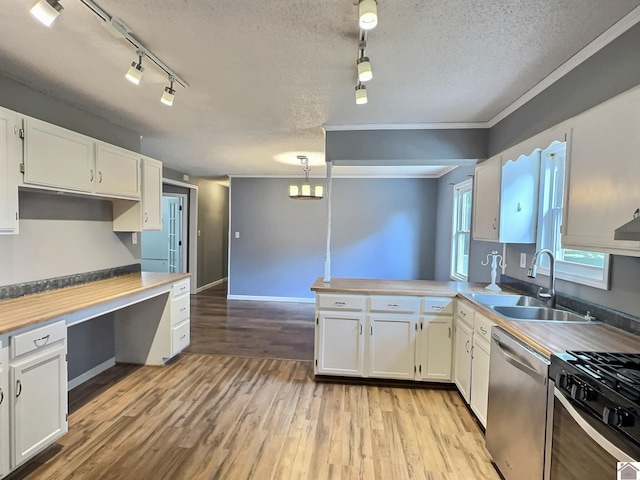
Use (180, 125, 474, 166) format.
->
(10, 284, 500, 480)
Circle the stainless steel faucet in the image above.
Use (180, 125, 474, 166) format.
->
(527, 248, 556, 308)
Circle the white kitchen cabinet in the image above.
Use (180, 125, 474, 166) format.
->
(453, 311, 473, 403)
(113, 156, 163, 232)
(367, 314, 416, 380)
(472, 152, 540, 243)
(22, 116, 95, 194)
(470, 333, 491, 428)
(415, 297, 454, 382)
(9, 321, 67, 469)
(114, 279, 191, 365)
(0, 107, 19, 235)
(0, 341, 9, 479)
(563, 85, 640, 255)
(316, 312, 365, 376)
(95, 143, 141, 200)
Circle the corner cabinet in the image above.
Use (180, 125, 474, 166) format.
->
(112, 156, 163, 232)
(563, 85, 640, 256)
(472, 152, 540, 243)
(0, 107, 19, 235)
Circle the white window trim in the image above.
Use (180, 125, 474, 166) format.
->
(450, 178, 472, 282)
(535, 141, 610, 290)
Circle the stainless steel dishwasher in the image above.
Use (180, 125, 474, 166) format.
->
(486, 326, 550, 480)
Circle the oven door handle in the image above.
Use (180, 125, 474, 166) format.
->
(554, 387, 637, 462)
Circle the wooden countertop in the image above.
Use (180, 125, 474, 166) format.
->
(0, 272, 190, 335)
(312, 277, 640, 358)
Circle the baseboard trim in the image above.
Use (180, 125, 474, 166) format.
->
(195, 277, 227, 293)
(227, 294, 315, 304)
(68, 357, 116, 391)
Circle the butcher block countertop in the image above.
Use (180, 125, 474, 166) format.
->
(0, 272, 190, 335)
(312, 277, 640, 358)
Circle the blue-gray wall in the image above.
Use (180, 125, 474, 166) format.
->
(229, 177, 440, 299)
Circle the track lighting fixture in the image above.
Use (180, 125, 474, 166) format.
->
(161, 77, 176, 106)
(358, 0, 378, 30)
(29, 0, 64, 27)
(125, 51, 145, 85)
(355, 84, 368, 105)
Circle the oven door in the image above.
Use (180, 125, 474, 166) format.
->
(546, 381, 640, 480)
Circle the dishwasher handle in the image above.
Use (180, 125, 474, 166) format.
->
(492, 334, 548, 384)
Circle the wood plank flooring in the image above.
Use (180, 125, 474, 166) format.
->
(9, 283, 500, 479)
(186, 282, 315, 361)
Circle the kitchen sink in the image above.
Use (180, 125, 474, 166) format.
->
(491, 305, 600, 323)
(466, 293, 547, 307)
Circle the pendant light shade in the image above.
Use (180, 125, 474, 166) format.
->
(357, 57, 373, 82)
(29, 0, 64, 27)
(161, 77, 176, 106)
(126, 51, 145, 85)
(289, 156, 324, 200)
(358, 0, 378, 30)
(355, 84, 367, 105)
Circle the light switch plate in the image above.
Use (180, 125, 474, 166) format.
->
(520, 253, 527, 268)
(131, 232, 138, 245)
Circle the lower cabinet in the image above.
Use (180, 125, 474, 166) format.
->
(316, 312, 365, 377)
(368, 314, 416, 380)
(8, 320, 67, 470)
(416, 315, 453, 382)
(453, 314, 473, 402)
(469, 335, 491, 427)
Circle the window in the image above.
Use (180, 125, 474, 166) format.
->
(536, 141, 610, 289)
(451, 179, 472, 281)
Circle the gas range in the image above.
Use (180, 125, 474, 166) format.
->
(550, 351, 640, 447)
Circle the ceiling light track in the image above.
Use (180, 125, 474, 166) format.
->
(354, 4, 377, 105)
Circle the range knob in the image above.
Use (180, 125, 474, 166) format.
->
(570, 382, 591, 401)
(556, 373, 569, 390)
(603, 407, 633, 427)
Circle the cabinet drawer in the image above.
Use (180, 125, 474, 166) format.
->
(172, 279, 190, 298)
(370, 296, 418, 313)
(422, 297, 454, 315)
(317, 294, 365, 312)
(11, 320, 66, 359)
(474, 313, 494, 343)
(457, 301, 474, 323)
(171, 320, 190, 356)
(172, 294, 190, 325)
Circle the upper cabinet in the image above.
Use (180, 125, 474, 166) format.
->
(21, 116, 141, 201)
(22, 116, 95, 194)
(0, 107, 20, 235)
(563, 85, 640, 256)
(472, 152, 540, 243)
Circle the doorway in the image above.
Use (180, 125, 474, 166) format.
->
(141, 193, 188, 273)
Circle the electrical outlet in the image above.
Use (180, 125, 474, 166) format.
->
(235, 232, 240, 239)
(131, 232, 138, 245)
(520, 253, 527, 268)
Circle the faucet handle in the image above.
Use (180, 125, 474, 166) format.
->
(537, 287, 552, 299)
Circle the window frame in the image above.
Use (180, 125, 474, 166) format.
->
(535, 141, 610, 289)
(450, 178, 472, 282)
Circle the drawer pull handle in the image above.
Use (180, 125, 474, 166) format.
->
(387, 303, 399, 308)
(432, 305, 444, 311)
(16, 380, 22, 398)
(480, 326, 487, 335)
(33, 334, 50, 347)
(334, 301, 346, 306)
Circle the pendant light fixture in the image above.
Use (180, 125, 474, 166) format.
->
(355, 83, 367, 104)
(289, 156, 324, 200)
(29, 0, 64, 27)
(161, 76, 176, 106)
(358, 0, 378, 30)
(125, 50, 145, 85)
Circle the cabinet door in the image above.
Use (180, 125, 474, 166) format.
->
(453, 317, 472, 403)
(416, 315, 453, 382)
(472, 155, 501, 241)
(0, 342, 9, 478)
(316, 313, 364, 377)
(563, 86, 640, 254)
(470, 337, 491, 428)
(142, 157, 162, 230)
(10, 344, 67, 468)
(0, 108, 19, 234)
(23, 117, 95, 193)
(95, 143, 141, 199)
(367, 314, 416, 380)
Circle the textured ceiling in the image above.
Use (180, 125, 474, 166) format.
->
(0, 0, 639, 177)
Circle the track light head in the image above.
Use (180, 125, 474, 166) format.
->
(30, 0, 64, 27)
(161, 77, 176, 106)
(358, 0, 378, 30)
(355, 84, 368, 105)
(357, 57, 373, 82)
(125, 51, 145, 85)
